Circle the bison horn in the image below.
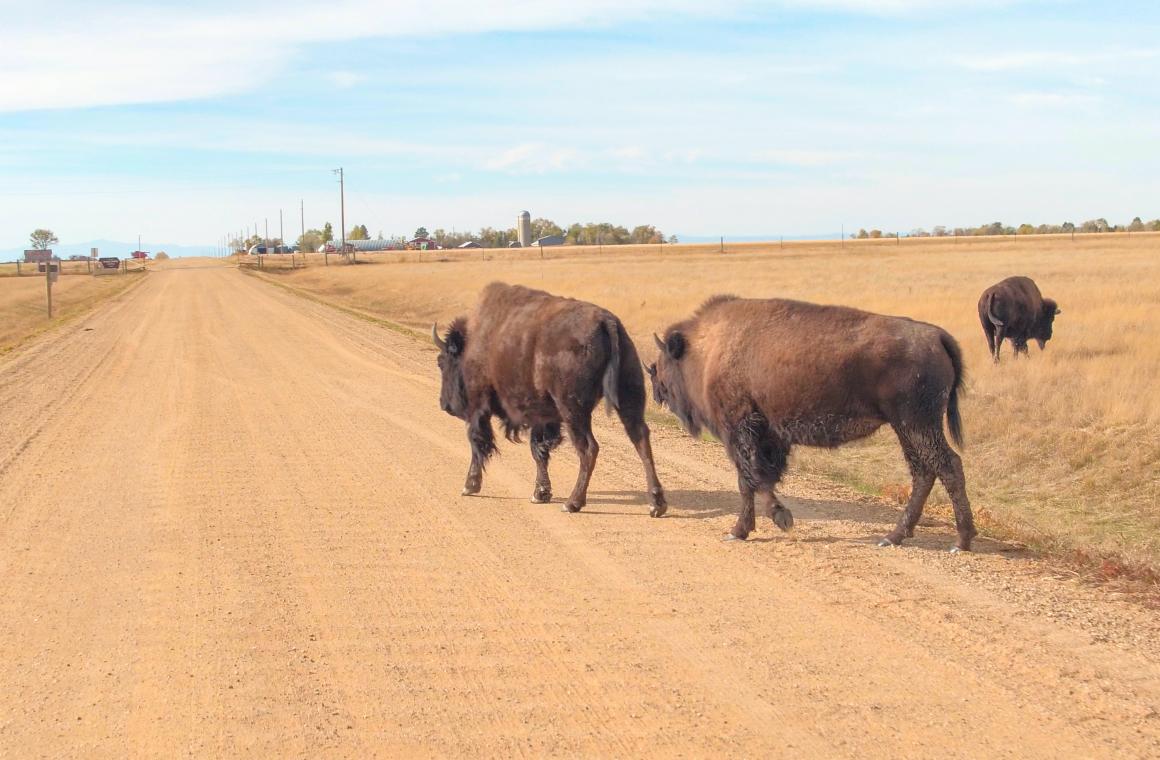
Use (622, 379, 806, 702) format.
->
(1055, 307, 1062, 315)
(653, 333, 665, 352)
(432, 323, 446, 350)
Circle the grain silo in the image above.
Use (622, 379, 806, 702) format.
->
(517, 210, 532, 248)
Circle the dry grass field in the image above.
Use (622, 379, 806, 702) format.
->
(0, 271, 144, 353)
(250, 234, 1160, 578)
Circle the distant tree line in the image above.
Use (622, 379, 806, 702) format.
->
(855, 216, 1160, 240)
(282, 219, 672, 251)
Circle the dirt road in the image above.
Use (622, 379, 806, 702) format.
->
(2, 265, 1158, 758)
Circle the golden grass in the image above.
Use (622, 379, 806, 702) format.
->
(254, 233, 1160, 573)
(0, 272, 142, 354)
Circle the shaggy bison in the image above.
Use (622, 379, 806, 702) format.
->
(649, 295, 977, 552)
(978, 276, 1060, 362)
(433, 282, 666, 516)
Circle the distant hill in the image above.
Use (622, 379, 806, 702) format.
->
(0, 239, 216, 260)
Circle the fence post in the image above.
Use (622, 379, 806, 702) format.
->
(16, 260, 21, 276)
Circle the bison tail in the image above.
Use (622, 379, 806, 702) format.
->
(602, 318, 622, 414)
(985, 292, 1005, 327)
(941, 331, 965, 449)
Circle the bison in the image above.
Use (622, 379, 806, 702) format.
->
(978, 276, 1060, 362)
(648, 295, 977, 552)
(433, 282, 666, 516)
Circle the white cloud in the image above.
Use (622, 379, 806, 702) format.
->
(328, 71, 366, 89)
(752, 149, 854, 167)
(954, 48, 1157, 72)
(1008, 92, 1097, 108)
(0, 0, 760, 112)
(483, 144, 582, 174)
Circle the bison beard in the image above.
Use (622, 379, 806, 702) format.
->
(433, 282, 666, 516)
(650, 295, 977, 552)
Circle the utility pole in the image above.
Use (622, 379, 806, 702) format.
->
(279, 208, 284, 252)
(265, 218, 269, 257)
(333, 167, 347, 262)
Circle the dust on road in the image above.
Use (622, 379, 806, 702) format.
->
(2, 265, 1158, 757)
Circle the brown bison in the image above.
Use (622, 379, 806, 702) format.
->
(433, 282, 666, 516)
(978, 276, 1060, 362)
(649, 295, 977, 552)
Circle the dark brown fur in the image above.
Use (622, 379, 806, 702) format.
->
(434, 282, 666, 515)
(978, 276, 1060, 362)
(649, 295, 976, 551)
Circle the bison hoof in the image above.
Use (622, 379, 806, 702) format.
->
(950, 545, 969, 554)
(649, 504, 667, 518)
(649, 492, 667, 518)
(877, 537, 902, 548)
(462, 484, 482, 496)
(772, 508, 794, 532)
(722, 532, 747, 542)
(562, 501, 583, 513)
(531, 487, 552, 504)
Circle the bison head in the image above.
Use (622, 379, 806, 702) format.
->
(648, 331, 701, 436)
(432, 319, 469, 419)
(1034, 299, 1061, 350)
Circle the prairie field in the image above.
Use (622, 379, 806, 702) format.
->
(252, 234, 1160, 576)
(0, 271, 142, 353)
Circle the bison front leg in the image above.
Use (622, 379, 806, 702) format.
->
(529, 423, 561, 503)
(562, 417, 599, 513)
(763, 491, 794, 532)
(725, 412, 788, 541)
(463, 412, 496, 496)
(726, 473, 758, 541)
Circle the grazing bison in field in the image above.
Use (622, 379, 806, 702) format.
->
(649, 295, 977, 552)
(433, 282, 666, 516)
(978, 276, 1060, 362)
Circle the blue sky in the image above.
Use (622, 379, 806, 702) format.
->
(1, 0, 1158, 249)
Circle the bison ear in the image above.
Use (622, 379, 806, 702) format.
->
(665, 331, 687, 360)
(646, 362, 657, 377)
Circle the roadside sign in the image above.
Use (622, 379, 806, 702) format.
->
(37, 261, 60, 275)
(99, 257, 120, 269)
(25, 249, 51, 263)
(91, 247, 98, 258)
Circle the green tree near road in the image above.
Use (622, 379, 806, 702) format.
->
(30, 229, 58, 249)
(414, 226, 430, 239)
(322, 222, 334, 243)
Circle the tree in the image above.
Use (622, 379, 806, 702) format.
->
(531, 218, 564, 240)
(349, 225, 369, 241)
(869, 229, 882, 239)
(856, 228, 869, 239)
(322, 222, 334, 243)
(154, 251, 169, 260)
(30, 228, 58, 249)
(1017, 224, 1036, 235)
(298, 229, 324, 252)
(414, 226, 429, 239)
(630, 225, 665, 244)
(1128, 216, 1145, 232)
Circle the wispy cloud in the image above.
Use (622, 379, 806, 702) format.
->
(483, 144, 582, 174)
(953, 48, 1158, 72)
(1008, 92, 1098, 108)
(0, 0, 759, 112)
